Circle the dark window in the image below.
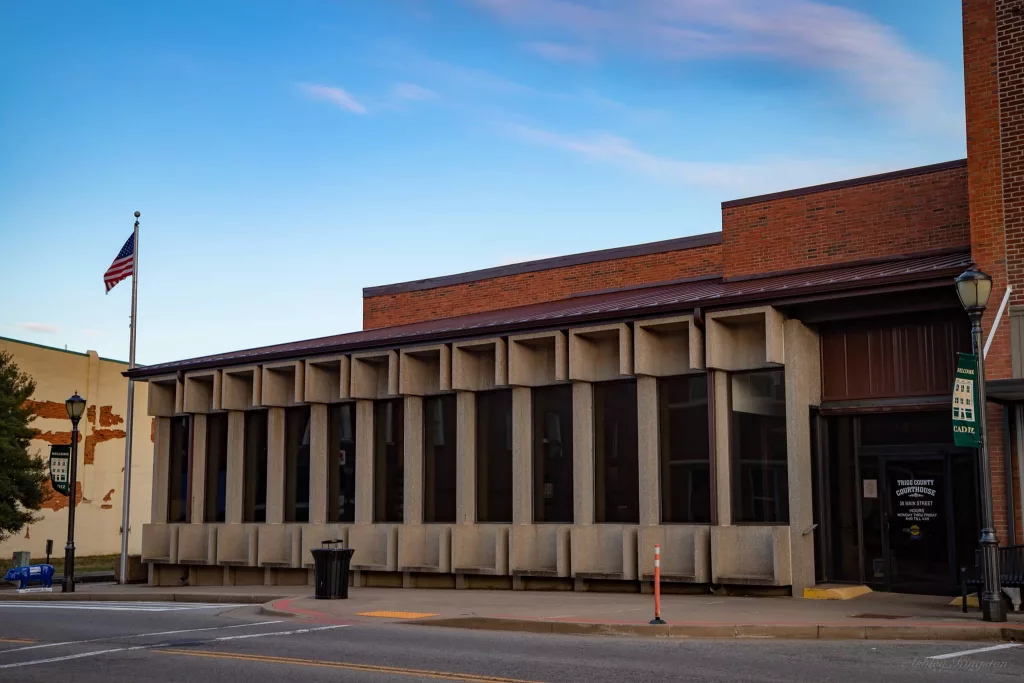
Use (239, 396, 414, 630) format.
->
(284, 406, 311, 523)
(730, 370, 788, 523)
(859, 412, 951, 446)
(659, 375, 711, 523)
(328, 403, 357, 523)
(424, 395, 457, 523)
(204, 413, 228, 523)
(476, 390, 513, 523)
(374, 399, 404, 523)
(168, 416, 190, 523)
(532, 385, 574, 523)
(594, 381, 639, 524)
(243, 410, 268, 523)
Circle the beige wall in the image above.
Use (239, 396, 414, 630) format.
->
(0, 337, 153, 559)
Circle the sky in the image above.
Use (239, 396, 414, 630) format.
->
(0, 0, 967, 366)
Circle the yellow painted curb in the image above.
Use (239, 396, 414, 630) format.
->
(356, 610, 440, 619)
(803, 585, 873, 600)
(950, 594, 980, 608)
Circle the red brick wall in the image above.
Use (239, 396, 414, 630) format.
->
(966, 0, 1018, 544)
(363, 243, 722, 329)
(721, 165, 970, 278)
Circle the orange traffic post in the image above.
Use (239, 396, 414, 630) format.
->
(650, 544, 666, 625)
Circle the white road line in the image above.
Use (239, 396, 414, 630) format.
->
(928, 643, 1021, 660)
(0, 625, 347, 670)
(0, 602, 248, 612)
(0, 620, 285, 654)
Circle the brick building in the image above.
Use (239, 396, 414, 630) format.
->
(131, 1, 1022, 598)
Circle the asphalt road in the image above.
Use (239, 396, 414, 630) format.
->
(0, 601, 1021, 682)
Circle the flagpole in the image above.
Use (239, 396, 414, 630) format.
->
(119, 211, 140, 584)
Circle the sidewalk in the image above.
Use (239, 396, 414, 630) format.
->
(263, 586, 1024, 642)
(2, 582, 1021, 641)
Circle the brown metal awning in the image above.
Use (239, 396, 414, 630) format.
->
(126, 248, 971, 379)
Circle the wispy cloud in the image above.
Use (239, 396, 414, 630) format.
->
(469, 0, 953, 123)
(523, 41, 596, 64)
(16, 322, 60, 334)
(391, 82, 439, 102)
(502, 122, 888, 198)
(297, 83, 368, 114)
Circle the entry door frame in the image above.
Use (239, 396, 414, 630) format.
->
(858, 444, 960, 593)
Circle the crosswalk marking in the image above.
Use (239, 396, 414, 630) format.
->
(0, 601, 248, 612)
(0, 625, 347, 670)
(0, 620, 285, 654)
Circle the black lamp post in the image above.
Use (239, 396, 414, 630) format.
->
(954, 267, 1007, 623)
(63, 391, 86, 593)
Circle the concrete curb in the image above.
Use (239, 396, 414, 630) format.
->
(0, 592, 289, 604)
(411, 616, 1024, 642)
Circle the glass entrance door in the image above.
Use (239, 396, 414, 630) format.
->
(882, 457, 953, 594)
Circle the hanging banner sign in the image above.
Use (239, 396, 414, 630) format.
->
(952, 352, 981, 448)
(48, 445, 71, 497)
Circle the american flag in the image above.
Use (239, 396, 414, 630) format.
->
(104, 233, 135, 293)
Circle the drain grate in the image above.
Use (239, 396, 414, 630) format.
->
(850, 613, 909, 620)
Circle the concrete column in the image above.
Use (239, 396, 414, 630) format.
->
(152, 417, 171, 523)
(784, 319, 821, 595)
(712, 370, 732, 526)
(511, 387, 533, 524)
(456, 391, 476, 523)
(636, 376, 660, 527)
(190, 414, 208, 523)
(572, 382, 595, 525)
(309, 404, 329, 524)
(404, 396, 424, 525)
(266, 407, 286, 524)
(355, 400, 374, 523)
(226, 411, 244, 523)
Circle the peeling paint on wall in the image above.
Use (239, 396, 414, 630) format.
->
(25, 399, 70, 420)
(33, 431, 81, 445)
(99, 406, 124, 427)
(41, 481, 83, 512)
(87, 405, 96, 424)
(102, 489, 115, 502)
(84, 429, 126, 465)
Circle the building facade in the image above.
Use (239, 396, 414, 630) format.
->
(132, 1, 1024, 595)
(0, 337, 153, 558)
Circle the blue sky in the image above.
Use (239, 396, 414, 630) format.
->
(0, 0, 966, 365)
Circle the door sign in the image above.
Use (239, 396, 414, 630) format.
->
(894, 478, 938, 539)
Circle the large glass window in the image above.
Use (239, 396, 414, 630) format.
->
(476, 390, 513, 523)
(328, 403, 357, 523)
(424, 395, 457, 523)
(532, 385, 574, 523)
(659, 375, 711, 523)
(594, 381, 639, 524)
(284, 406, 311, 523)
(204, 413, 228, 523)
(168, 416, 190, 523)
(730, 369, 788, 523)
(374, 399, 404, 523)
(243, 410, 268, 523)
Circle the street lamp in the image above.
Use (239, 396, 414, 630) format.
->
(954, 267, 1007, 623)
(62, 391, 86, 594)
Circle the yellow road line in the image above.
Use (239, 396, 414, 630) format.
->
(0, 638, 35, 644)
(356, 610, 440, 619)
(156, 648, 544, 683)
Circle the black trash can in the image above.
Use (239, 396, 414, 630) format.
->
(311, 540, 355, 599)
